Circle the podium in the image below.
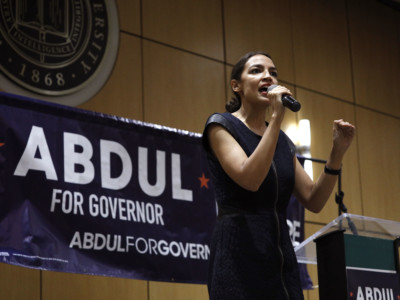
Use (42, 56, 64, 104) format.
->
(295, 214, 400, 300)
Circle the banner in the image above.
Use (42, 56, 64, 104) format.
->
(0, 92, 216, 283)
(347, 268, 400, 299)
(286, 156, 313, 290)
(0, 92, 311, 286)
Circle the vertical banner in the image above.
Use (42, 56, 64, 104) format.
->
(0, 92, 216, 283)
(287, 156, 313, 290)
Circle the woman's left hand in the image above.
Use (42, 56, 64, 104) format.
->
(332, 119, 356, 155)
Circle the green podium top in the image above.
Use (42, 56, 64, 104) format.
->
(344, 234, 395, 271)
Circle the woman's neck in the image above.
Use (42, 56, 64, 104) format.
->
(232, 106, 267, 136)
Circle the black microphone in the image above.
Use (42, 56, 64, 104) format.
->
(267, 84, 301, 112)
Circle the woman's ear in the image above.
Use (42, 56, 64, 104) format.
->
(231, 79, 241, 93)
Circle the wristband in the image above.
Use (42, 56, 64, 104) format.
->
(324, 165, 341, 175)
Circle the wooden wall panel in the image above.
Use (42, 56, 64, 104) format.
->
(79, 34, 143, 121)
(348, 0, 400, 117)
(224, 65, 233, 112)
(149, 282, 208, 300)
(116, 0, 141, 34)
(223, 0, 294, 83)
(42, 271, 147, 300)
(296, 88, 362, 224)
(291, 0, 353, 102)
(142, 41, 225, 133)
(142, 0, 224, 60)
(356, 107, 400, 221)
(0, 264, 40, 300)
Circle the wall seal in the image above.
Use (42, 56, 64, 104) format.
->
(0, 0, 119, 106)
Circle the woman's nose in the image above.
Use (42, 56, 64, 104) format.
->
(262, 72, 273, 81)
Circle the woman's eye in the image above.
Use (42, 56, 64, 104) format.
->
(250, 68, 261, 74)
(270, 71, 278, 77)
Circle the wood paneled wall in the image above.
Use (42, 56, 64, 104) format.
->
(1, 0, 399, 299)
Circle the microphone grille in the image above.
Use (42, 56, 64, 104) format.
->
(267, 84, 278, 92)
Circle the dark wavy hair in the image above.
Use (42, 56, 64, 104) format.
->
(226, 51, 272, 113)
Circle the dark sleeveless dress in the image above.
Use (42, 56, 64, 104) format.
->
(202, 113, 304, 300)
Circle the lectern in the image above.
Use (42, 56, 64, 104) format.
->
(295, 214, 400, 300)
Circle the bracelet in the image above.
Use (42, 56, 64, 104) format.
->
(324, 165, 341, 175)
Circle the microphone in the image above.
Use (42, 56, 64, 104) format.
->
(267, 85, 301, 112)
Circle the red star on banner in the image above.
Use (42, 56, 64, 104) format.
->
(198, 173, 210, 189)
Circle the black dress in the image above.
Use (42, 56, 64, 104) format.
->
(202, 113, 304, 300)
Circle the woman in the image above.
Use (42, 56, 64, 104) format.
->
(202, 51, 355, 299)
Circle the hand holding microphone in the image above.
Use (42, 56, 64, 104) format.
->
(267, 84, 301, 112)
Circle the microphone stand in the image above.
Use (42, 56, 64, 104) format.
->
(335, 171, 346, 216)
(297, 155, 358, 235)
(335, 171, 358, 235)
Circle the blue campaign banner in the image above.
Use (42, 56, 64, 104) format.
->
(0, 92, 216, 283)
(0, 92, 311, 286)
(346, 268, 400, 299)
(286, 156, 313, 290)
